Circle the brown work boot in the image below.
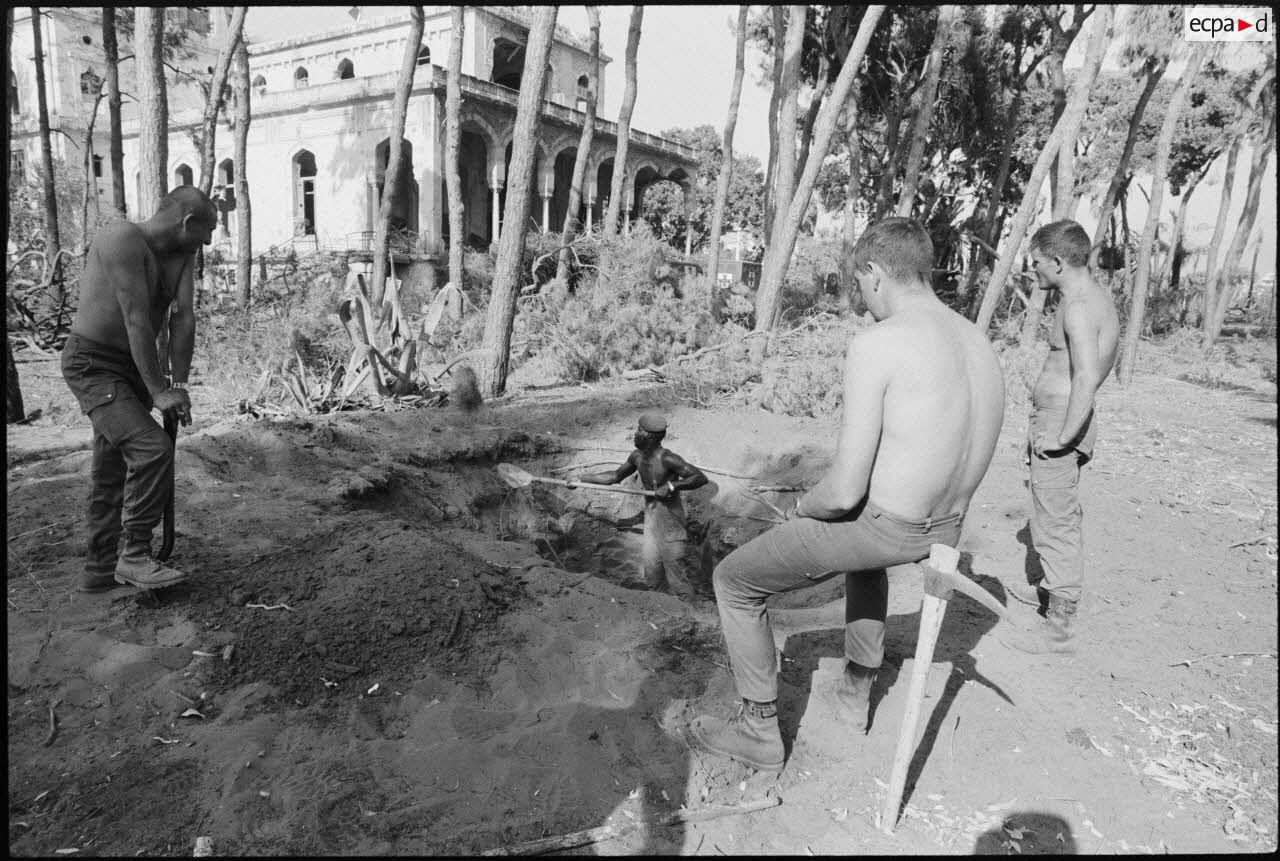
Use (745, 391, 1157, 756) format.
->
(115, 555, 188, 590)
(999, 594, 1077, 655)
(1006, 578, 1048, 609)
(688, 699, 785, 772)
(832, 661, 877, 731)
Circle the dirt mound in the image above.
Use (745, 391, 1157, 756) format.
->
(170, 516, 525, 704)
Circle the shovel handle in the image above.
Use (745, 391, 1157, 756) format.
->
(530, 476, 657, 498)
(156, 411, 178, 562)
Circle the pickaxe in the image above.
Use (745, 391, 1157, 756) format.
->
(155, 407, 179, 562)
(880, 543, 1011, 834)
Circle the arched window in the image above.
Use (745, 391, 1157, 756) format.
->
(174, 164, 193, 187)
(575, 74, 589, 111)
(416, 45, 430, 66)
(80, 68, 101, 95)
(292, 150, 317, 236)
(8, 69, 17, 116)
(92, 155, 103, 178)
(252, 74, 267, 94)
(336, 57, 354, 80)
(294, 66, 309, 88)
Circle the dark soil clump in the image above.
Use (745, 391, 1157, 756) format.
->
(171, 517, 524, 703)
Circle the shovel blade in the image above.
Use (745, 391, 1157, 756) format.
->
(496, 462, 534, 489)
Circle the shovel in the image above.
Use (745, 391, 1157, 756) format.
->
(496, 463, 657, 498)
(156, 408, 179, 561)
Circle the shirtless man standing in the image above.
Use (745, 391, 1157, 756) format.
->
(61, 186, 216, 593)
(1001, 220, 1120, 655)
(689, 218, 1005, 772)
(576, 414, 709, 598)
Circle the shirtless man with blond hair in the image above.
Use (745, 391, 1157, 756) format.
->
(689, 217, 1005, 772)
(1001, 220, 1120, 655)
(61, 186, 216, 593)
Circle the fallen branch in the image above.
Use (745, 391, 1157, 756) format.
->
(442, 605, 464, 648)
(748, 485, 805, 493)
(1171, 652, 1276, 668)
(480, 797, 781, 856)
(1227, 535, 1271, 549)
(42, 699, 61, 747)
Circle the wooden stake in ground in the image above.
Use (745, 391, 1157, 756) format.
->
(880, 544, 1011, 833)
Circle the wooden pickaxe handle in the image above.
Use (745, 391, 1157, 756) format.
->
(880, 543, 960, 834)
(530, 475, 657, 498)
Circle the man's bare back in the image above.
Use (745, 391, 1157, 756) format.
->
(862, 304, 1005, 520)
(1032, 282, 1121, 406)
(72, 221, 190, 354)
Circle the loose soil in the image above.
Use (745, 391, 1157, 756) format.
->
(7, 341, 1278, 856)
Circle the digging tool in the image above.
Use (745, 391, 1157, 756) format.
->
(156, 410, 178, 562)
(880, 544, 1011, 834)
(496, 463, 657, 498)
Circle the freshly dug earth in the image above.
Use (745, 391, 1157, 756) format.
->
(7, 345, 1278, 856)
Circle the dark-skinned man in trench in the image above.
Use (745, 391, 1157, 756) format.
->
(61, 186, 216, 593)
(576, 414, 709, 599)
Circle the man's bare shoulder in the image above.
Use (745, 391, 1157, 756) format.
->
(92, 221, 148, 263)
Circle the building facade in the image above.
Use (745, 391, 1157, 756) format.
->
(11, 7, 699, 264)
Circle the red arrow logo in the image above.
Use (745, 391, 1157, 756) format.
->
(1239, 18, 1253, 30)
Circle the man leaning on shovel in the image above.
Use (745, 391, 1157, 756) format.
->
(60, 187, 215, 593)
(576, 413, 708, 599)
(688, 218, 1006, 772)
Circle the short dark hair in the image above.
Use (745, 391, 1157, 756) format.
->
(156, 185, 217, 227)
(851, 218, 933, 283)
(1029, 220, 1092, 268)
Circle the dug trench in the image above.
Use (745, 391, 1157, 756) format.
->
(7, 385, 834, 856)
(8, 378, 1277, 855)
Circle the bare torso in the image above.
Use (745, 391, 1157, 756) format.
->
(1032, 284, 1121, 406)
(865, 306, 1006, 520)
(70, 221, 189, 352)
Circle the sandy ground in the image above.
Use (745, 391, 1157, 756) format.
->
(7, 348, 1278, 856)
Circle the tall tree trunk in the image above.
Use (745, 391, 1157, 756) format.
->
(795, 48, 828, 183)
(895, 5, 956, 217)
(960, 76, 1027, 307)
(706, 5, 748, 294)
(838, 82, 862, 313)
(445, 6, 466, 286)
(5, 333, 24, 423)
(31, 7, 62, 300)
(197, 7, 246, 194)
(1205, 130, 1275, 348)
(753, 6, 885, 334)
(135, 7, 168, 217)
(768, 5, 806, 255)
(81, 83, 106, 252)
(556, 5, 601, 283)
(1200, 135, 1241, 332)
(1163, 159, 1212, 298)
(370, 7, 424, 311)
(102, 7, 126, 216)
(974, 6, 1111, 332)
(873, 97, 905, 219)
(603, 6, 643, 235)
(762, 5, 785, 247)
(1090, 58, 1166, 268)
(6, 11, 24, 423)
(479, 6, 558, 397)
(232, 29, 252, 308)
(1117, 50, 1204, 385)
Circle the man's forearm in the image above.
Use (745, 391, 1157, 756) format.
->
(124, 316, 169, 396)
(797, 471, 863, 520)
(169, 317, 195, 384)
(1057, 380, 1096, 445)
